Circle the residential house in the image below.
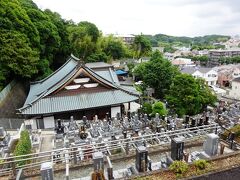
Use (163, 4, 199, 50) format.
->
(229, 77, 240, 100)
(152, 47, 164, 53)
(181, 67, 218, 86)
(164, 52, 174, 60)
(171, 58, 195, 68)
(114, 34, 135, 44)
(213, 64, 240, 87)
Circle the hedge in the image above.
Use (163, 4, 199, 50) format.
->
(14, 130, 32, 166)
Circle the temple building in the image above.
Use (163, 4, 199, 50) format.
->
(18, 55, 139, 129)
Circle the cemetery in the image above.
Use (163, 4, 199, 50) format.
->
(1, 57, 240, 179)
(0, 100, 240, 179)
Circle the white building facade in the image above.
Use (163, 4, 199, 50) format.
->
(181, 68, 218, 86)
(229, 77, 240, 100)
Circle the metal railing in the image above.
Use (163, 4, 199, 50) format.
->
(0, 123, 219, 177)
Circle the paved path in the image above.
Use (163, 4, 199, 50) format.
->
(39, 132, 54, 161)
(40, 134, 53, 152)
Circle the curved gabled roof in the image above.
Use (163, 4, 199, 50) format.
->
(23, 55, 80, 106)
(19, 55, 139, 114)
(19, 90, 138, 115)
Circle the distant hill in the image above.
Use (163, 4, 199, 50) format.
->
(144, 34, 231, 48)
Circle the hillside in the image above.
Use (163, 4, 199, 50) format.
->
(145, 34, 230, 50)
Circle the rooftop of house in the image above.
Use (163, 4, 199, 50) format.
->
(85, 62, 113, 69)
(172, 58, 193, 65)
(181, 67, 214, 74)
(209, 48, 240, 52)
(213, 64, 240, 71)
(232, 77, 240, 83)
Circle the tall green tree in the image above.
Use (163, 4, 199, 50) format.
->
(19, 1, 61, 75)
(104, 38, 126, 60)
(44, 9, 71, 68)
(133, 34, 152, 58)
(0, 0, 40, 47)
(0, 30, 39, 79)
(166, 74, 217, 117)
(86, 52, 108, 63)
(67, 22, 99, 60)
(78, 21, 100, 42)
(133, 51, 179, 98)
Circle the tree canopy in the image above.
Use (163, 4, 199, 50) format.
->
(132, 35, 152, 58)
(145, 33, 230, 50)
(165, 74, 217, 117)
(0, 0, 133, 89)
(133, 51, 179, 98)
(151, 101, 167, 117)
(0, 30, 39, 79)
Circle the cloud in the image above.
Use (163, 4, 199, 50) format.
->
(33, 0, 240, 36)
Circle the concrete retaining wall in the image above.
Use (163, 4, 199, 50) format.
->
(0, 81, 28, 118)
(186, 165, 240, 180)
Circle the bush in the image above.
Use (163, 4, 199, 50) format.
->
(194, 159, 208, 170)
(222, 124, 240, 140)
(170, 160, 189, 176)
(142, 102, 153, 115)
(14, 130, 32, 166)
(151, 101, 167, 117)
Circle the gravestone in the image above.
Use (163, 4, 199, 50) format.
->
(171, 137, 184, 161)
(203, 133, 219, 156)
(198, 118, 203, 126)
(41, 162, 53, 180)
(155, 113, 161, 125)
(190, 118, 196, 127)
(185, 115, 190, 124)
(83, 116, 87, 125)
(122, 130, 127, 139)
(93, 152, 104, 171)
(55, 120, 64, 134)
(204, 116, 209, 125)
(135, 146, 148, 172)
(228, 132, 235, 149)
(144, 114, 148, 122)
(167, 124, 171, 131)
(156, 126, 161, 133)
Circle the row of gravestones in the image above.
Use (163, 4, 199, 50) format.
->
(38, 133, 221, 180)
(53, 112, 214, 152)
(56, 113, 212, 134)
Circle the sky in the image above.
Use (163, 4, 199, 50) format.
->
(33, 0, 240, 37)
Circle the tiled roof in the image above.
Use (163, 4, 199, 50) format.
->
(232, 77, 240, 83)
(85, 62, 113, 69)
(24, 55, 121, 106)
(19, 54, 139, 115)
(20, 90, 138, 115)
(181, 67, 213, 74)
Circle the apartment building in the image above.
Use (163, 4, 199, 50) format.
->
(209, 49, 240, 67)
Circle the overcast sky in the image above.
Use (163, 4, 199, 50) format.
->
(33, 0, 240, 37)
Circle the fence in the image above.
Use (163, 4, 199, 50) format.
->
(0, 80, 16, 104)
(0, 123, 220, 177)
(0, 118, 25, 129)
